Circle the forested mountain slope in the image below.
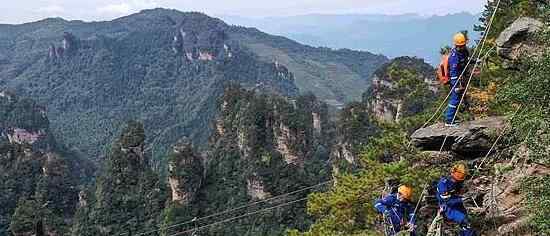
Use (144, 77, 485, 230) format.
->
(0, 9, 386, 159)
(0, 91, 93, 235)
(5, 2, 548, 236)
(228, 26, 388, 105)
(290, 1, 550, 235)
(70, 86, 334, 236)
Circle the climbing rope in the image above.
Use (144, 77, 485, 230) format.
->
(378, 185, 393, 236)
(478, 102, 546, 232)
(422, 46, 494, 127)
(437, 0, 503, 155)
(405, 46, 495, 149)
(483, 112, 544, 232)
(411, 10, 501, 136)
(125, 1, 507, 235)
(377, 184, 427, 235)
(436, 49, 494, 154)
(421, 1, 505, 234)
(123, 180, 332, 236)
(426, 212, 444, 236)
(475, 105, 523, 171)
(167, 197, 310, 236)
(409, 184, 429, 224)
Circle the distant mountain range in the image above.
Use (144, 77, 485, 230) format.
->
(0, 8, 387, 159)
(220, 12, 481, 65)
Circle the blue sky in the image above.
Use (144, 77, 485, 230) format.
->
(0, 0, 486, 24)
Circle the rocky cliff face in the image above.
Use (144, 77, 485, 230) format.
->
(0, 9, 385, 162)
(496, 17, 545, 64)
(48, 32, 79, 59)
(158, 85, 334, 235)
(410, 117, 550, 235)
(66, 85, 333, 236)
(407, 12, 550, 236)
(71, 121, 166, 236)
(0, 91, 91, 236)
(0, 91, 54, 151)
(477, 163, 550, 235)
(329, 57, 437, 168)
(365, 56, 437, 122)
(213, 86, 333, 168)
(167, 138, 203, 204)
(172, 20, 231, 62)
(411, 117, 505, 156)
(330, 102, 378, 169)
(0, 9, 301, 161)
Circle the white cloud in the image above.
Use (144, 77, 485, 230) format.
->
(96, 0, 159, 15)
(36, 5, 65, 13)
(97, 3, 132, 14)
(131, 0, 159, 9)
(1, 0, 485, 24)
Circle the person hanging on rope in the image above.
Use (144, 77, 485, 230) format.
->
(436, 164, 475, 236)
(374, 185, 417, 236)
(445, 32, 470, 127)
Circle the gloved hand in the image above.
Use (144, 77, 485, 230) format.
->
(439, 205, 447, 213)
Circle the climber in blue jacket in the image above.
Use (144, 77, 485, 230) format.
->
(436, 164, 475, 236)
(446, 32, 470, 126)
(375, 185, 416, 236)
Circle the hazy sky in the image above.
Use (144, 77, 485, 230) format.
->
(0, 0, 486, 24)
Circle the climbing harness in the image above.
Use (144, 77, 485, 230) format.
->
(438, 0, 503, 154)
(407, 0, 502, 151)
(426, 0, 504, 228)
(405, 45, 495, 150)
(383, 213, 398, 236)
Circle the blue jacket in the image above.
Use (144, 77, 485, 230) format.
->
(436, 176, 464, 210)
(448, 47, 469, 78)
(374, 193, 415, 225)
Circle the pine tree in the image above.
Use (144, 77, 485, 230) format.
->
(72, 121, 167, 235)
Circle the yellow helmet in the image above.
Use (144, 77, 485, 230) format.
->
(398, 185, 413, 201)
(453, 33, 467, 46)
(451, 163, 467, 181)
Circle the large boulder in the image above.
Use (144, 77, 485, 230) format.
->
(496, 17, 545, 62)
(413, 151, 459, 168)
(410, 117, 505, 156)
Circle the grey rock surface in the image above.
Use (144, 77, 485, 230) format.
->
(496, 17, 545, 61)
(411, 117, 505, 156)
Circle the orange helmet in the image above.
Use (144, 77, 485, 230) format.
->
(398, 185, 413, 201)
(451, 164, 467, 181)
(453, 33, 467, 46)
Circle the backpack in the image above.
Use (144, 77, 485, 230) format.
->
(437, 54, 450, 85)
